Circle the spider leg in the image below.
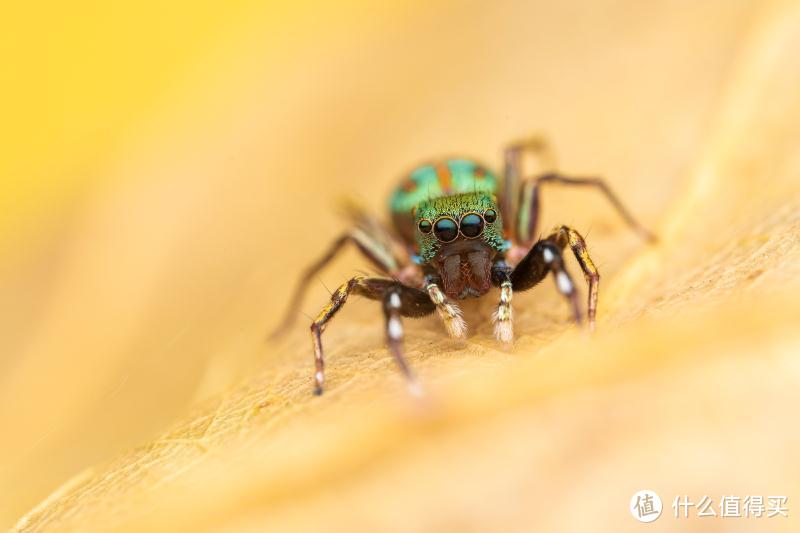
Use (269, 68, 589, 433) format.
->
(548, 225, 600, 330)
(383, 287, 423, 397)
(510, 240, 583, 327)
(309, 276, 434, 395)
(423, 280, 467, 339)
(501, 135, 654, 249)
(516, 173, 656, 247)
(272, 221, 414, 339)
(501, 135, 556, 234)
(339, 199, 414, 264)
(493, 278, 514, 344)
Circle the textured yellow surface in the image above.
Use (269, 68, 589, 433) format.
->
(3, 0, 800, 531)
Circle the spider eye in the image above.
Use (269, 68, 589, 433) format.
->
(418, 219, 432, 234)
(433, 217, 458, 242)
(484, 209, 497, 223)
(459, 213, 484, 238)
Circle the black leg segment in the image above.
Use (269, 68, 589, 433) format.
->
(510, 240, 582, 326)
(309, 276, 434, 395)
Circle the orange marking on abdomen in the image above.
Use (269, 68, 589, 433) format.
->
(402, 179, 417, 192)
(436, 162, 452, 192)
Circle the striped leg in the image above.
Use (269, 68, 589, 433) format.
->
(424, 281, 467, 339)
(310, 276, 434, 395)
(493, 280, 514, 344)
(548, 226, 600, 330)
(383, 288, 422, 396)
(273, 224, 411, 339)
(510, 240, 583, 326)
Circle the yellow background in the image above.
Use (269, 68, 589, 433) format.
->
(2, 0, 799, 531)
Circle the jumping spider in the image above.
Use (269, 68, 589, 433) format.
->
(275, 137, 654, 395)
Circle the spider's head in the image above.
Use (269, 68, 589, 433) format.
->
(414, 192, 506, 300)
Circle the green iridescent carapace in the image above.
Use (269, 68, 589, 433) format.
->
(414, 192, 506, 263)
(388, 158, 502, 250)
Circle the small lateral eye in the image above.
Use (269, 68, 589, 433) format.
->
(418, 219, 432, 234)
(484, 209, 497, 223)
(433, 217, 458, 242)
(459, 213, 484, 238)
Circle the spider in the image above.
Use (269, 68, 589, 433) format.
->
(275, 137, 654, 395)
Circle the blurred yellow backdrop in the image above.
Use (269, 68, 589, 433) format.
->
(2, 0, 800, 531)
(2, 0, 427, 523)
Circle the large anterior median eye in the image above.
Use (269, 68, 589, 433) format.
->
(433, 217, 458, 242)
(459, 213, 484, 238)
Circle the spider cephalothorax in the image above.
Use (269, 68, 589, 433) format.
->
(414, 192, 506, 300)
(275, 138, 655, 395)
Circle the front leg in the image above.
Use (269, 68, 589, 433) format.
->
(310, 276, 434, 395)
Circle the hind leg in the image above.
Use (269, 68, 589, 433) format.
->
(501, 136, 654, 264)
(501, 135, 557, 233)
(515, 173, 656, 247)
